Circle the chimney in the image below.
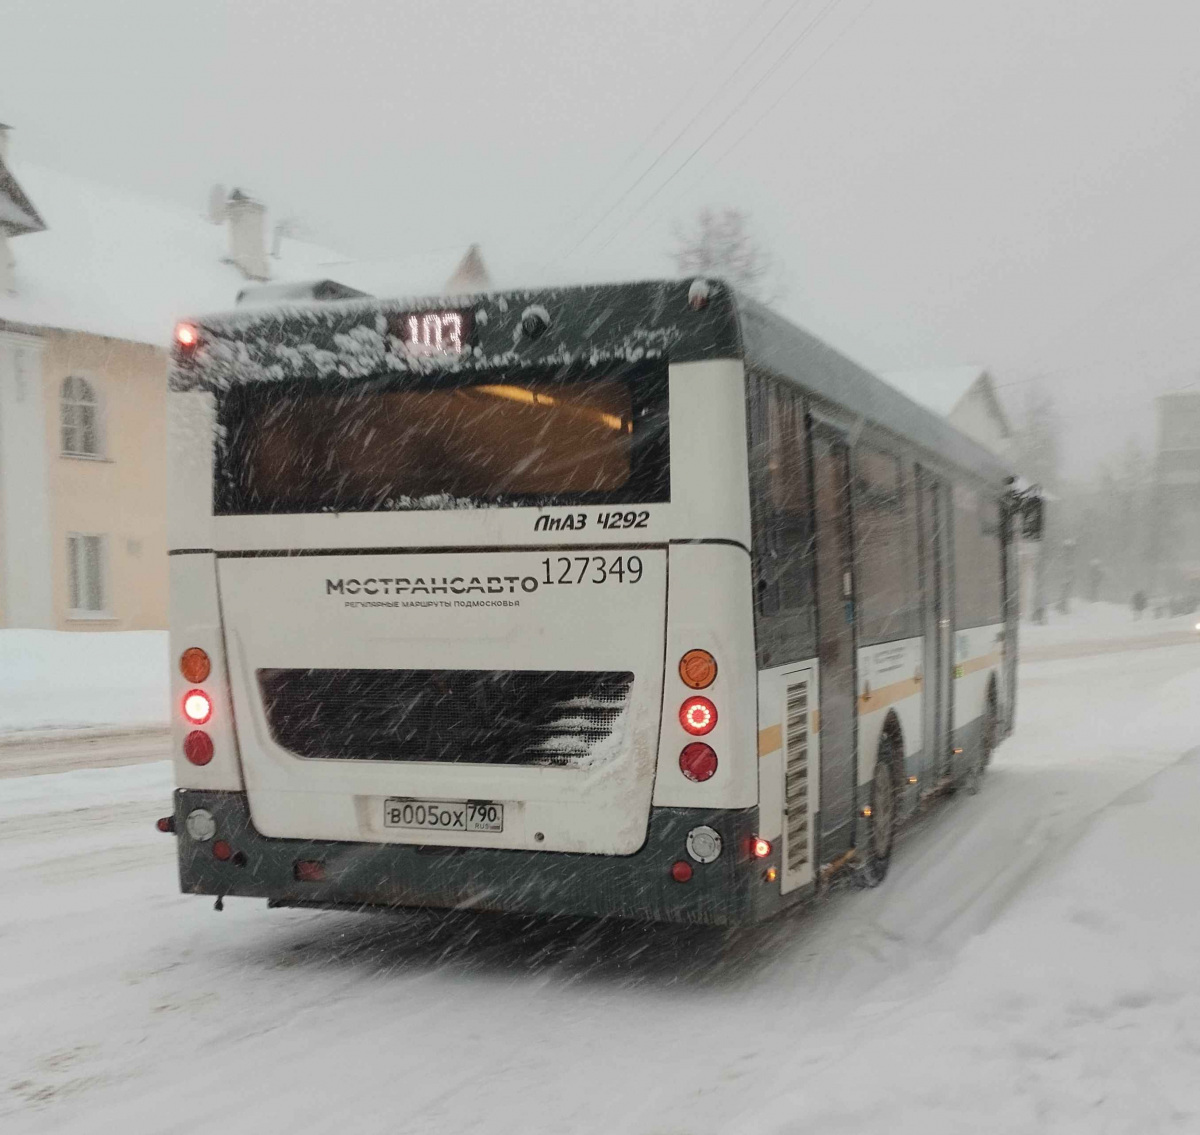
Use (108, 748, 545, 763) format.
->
(0, 123, 11, 164)
(225, 187, 270, 281)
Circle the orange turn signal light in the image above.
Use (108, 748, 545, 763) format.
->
(180, 647, 211, 683)
(679, 649, 717, 690)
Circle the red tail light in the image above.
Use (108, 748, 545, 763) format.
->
(175, 321, 200, 349)
(156, 815, 175, 833)
(679, 742, 718, 783)
(183, 730, 213, 766)
(679, 696, 717, 736)
(183, 689, 212, 725)
(752, 837, 772, 859)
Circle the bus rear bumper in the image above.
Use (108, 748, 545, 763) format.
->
(172, 790, 776, 927)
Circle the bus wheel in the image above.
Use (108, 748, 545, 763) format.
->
(966, 698, 997, 796)
(856, 750, 897, 888)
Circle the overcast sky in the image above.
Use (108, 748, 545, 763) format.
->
(4, 0, 1200, 479)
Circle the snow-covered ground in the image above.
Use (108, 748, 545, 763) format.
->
(1022, 599, 1199, 650)
(0, 631, 168, 735)
(2, 637, 1199, 1133)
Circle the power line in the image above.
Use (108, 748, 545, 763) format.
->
(612, 0, 879, 253)
(588, 0, 849, 256)
(551, 0, 813, 264)
(537, 0, 778, 261)
(713, 0, 880, 165)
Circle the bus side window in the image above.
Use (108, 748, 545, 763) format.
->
(853, 446, 921, 644)
(747, 372, 816, 665)
(953, 486, 1004, 628)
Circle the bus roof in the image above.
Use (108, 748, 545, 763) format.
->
(736, 295, 1013, 487)
(171, 277, 1010, 486)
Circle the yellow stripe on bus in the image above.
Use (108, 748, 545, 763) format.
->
(757, 724, 782, 757)
(956, 651, 1002, 678)
(757, 710, 820, 758)
(857, 676, 922, 715)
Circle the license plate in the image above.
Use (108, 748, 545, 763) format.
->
(383, 798, 503, 833)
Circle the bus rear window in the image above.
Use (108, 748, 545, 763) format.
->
(215, 363, 669, 514)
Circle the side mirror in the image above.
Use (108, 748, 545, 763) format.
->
(1020, 495, 1045, 541)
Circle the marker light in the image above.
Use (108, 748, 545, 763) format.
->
(678, 649, 717, 690)
(294, 860, 326, 882)
(183, 689, 212, 725)
(175, 322, 199, 349)
(752, 837, 772, 859)
(180, 647, 211, 683)
(679, 696, 717, 736)
(183, 730, 214, 766)
(679, 742, 718, 783)
(670, 860, 694, 883)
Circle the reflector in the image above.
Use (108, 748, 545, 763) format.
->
(670, 860, 693, 883)
(183, 730, 213, 766)
(679, 742, 718, 783)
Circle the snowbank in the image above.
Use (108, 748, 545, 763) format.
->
(0, 630, 168, 735)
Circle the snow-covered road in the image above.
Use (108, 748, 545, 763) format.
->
(3, 640, 1199, 1134)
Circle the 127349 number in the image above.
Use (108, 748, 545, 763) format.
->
(540, 554, 643, 585)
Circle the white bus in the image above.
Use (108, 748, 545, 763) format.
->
(161, 279, 1037, 925)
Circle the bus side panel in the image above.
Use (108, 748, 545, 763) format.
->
(756, 659, 820, 895)
(169, 553, 244, 791)
(665, 359, 753, 550)
(856, 637, 924, 808)
(652, 543, 757, 811)
(952, 622, 1004, 764)
(167, 391, 216, 551)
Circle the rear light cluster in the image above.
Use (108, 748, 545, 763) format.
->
(180, 647, 214, 765)
(676, 649, 718, 783)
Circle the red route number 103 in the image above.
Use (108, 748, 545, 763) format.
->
(402, 311, 467, 356)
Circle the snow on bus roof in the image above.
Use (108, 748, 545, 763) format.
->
(0, 162, 487, 348)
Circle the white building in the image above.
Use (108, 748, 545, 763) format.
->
(0, 124, 491, 629)
(882, 366, 1014, 460)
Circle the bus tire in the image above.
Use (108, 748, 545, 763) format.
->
(855, 735, 899, 888)
(965, 689, 998, 795)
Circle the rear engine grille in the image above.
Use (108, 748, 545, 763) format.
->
(783, 678, 811, 872)
(257, 668, 634, 768)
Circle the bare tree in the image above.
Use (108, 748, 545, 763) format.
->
(1012, 385, 1062, 491)
(670, 207, 781, 303)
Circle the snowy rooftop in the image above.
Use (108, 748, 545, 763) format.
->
(0, 163, 487, 347)
(881, 365, 988, 417)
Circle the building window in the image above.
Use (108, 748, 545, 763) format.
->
(67, 533, 108, 615)
(61, 376, 103, 456)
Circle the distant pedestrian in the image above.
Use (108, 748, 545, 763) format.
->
(1131, 590, 1147, 619)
